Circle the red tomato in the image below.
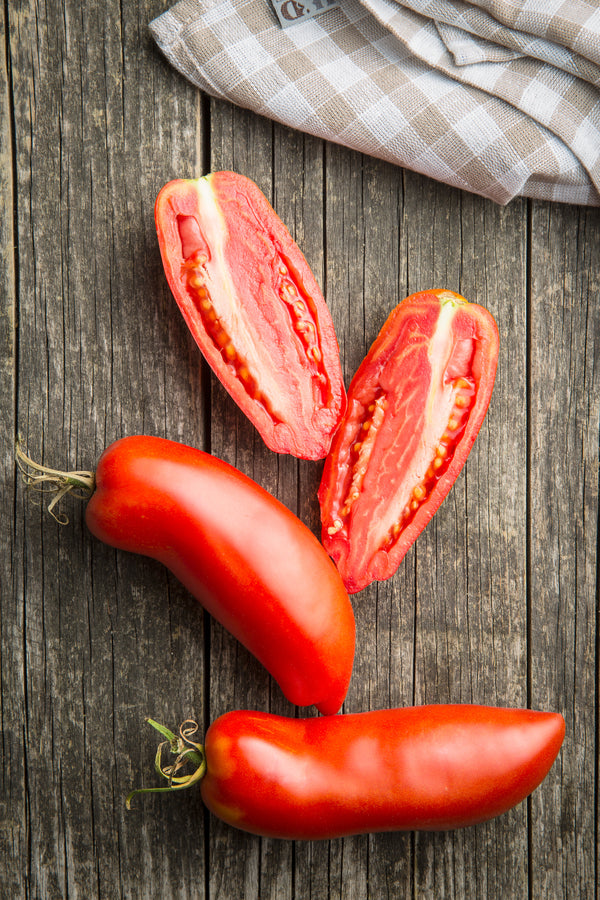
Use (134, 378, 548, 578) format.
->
(319, 289, 499, 593)
(84, 436, 355, 714)
(139, 705, 564, 839)
(155, 173, 346, 460)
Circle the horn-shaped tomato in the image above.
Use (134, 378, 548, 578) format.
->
(155, 173, 346, 460)
(319, 290, 499, 593)
(129, 705, 565, 840)
(17, 436, 355, 715)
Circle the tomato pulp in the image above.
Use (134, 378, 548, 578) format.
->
(198, 705, 564, 839)
(85, 436, 355, 714)
(319, 290, 499, 593)
(155, 173, 346, 460)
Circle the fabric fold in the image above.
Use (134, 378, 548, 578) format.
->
(150, 0, 600, 205)
(392, 0, 600, 81)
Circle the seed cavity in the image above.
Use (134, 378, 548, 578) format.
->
(178, 209, 329, 417)
(326, 393, 387, 534)
(379, 374, 476, 549)
(327, 374, 477, 547)
(275, 265, 329, 404)
(327, 518, 344, 536)
(183, 255, 281, 418)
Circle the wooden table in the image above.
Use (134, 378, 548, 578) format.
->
(2, 3, 599, 898)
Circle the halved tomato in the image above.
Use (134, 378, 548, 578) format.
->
(318, 290, 499, 593)
(155, 173, 346, 460)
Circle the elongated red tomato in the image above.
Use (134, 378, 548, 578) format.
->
(319, 289, 499, 593)
(155, 173, 346, 460)
(78, 436, 355, 714)
(141, 706, 564, 839)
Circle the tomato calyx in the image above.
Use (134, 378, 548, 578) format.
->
(15, 441, 95, 524)
(126, 719, 206, 809)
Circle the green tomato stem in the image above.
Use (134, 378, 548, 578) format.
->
(126, 718, 206, 809)
(15, 439, 95, 524)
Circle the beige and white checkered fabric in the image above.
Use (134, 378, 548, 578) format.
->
(150, 0, 600, 205)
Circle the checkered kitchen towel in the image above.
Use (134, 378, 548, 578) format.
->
(150, 0, 600, 205)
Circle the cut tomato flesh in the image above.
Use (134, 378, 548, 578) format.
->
(155, 174, 346, 460)
(319, 290, 499, 593)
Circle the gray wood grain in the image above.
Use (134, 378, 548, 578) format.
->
(2, 1, 598, 898)
(1, 4, 22, 898)
(528, 201, 600, 900)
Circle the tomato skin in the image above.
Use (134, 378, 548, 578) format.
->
(200, 706, 564, 839)
(85, 436, 355, 714)
(319, 289, 499, 593)
(155, 173, 346, 460)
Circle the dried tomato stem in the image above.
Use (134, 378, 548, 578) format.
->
(15, 440, 95, 524)
(126, 718, 206, 809)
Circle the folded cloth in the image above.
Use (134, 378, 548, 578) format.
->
(150, 0, 600, 205)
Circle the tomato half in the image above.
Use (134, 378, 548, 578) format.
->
(318, 290, 499, 593)
(83, 436, 355, 714)
(138, 705, 564, 839)
(155, 173, 346, 460)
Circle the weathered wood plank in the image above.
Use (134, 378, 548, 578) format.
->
(385, 177, 529, 899)
(0, 3, 24, 898)
(8, 2, 208, 897)
(528, 201, 600, 900)
(454, 192, 531, 897)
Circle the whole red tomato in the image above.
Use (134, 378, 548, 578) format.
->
(155, 173, 346, 460)
(130, 705, 564, 840)
(31, 435, 354, 714)
(319, 289, 499, 592)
